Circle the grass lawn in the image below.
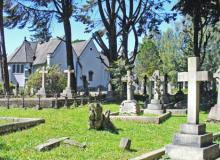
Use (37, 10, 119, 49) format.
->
(0, 103, 220, 160)
(0, 119, 12, 125)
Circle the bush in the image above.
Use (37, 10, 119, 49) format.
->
(0, 82, 15, 94)
(25, 65, 67, 96)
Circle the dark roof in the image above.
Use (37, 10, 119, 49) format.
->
(8, 40, 37, 63)
(72, 39, 90, 57)
(33, 38, 62, 65)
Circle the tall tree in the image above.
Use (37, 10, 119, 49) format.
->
(79, 0, 175, 67)
(4, 0, 77, 91)
(0, 1, 9, 93)
(173, 0, 220, 66)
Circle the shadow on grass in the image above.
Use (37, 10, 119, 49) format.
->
(0, 157, 15, 160)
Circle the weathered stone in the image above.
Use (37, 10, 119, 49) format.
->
(63, 139, 86, 148)
(120, 70, 140, 115)
(0, 117, 45, 135)
(36, 137, 69, 152)
(166, 109, 187, 115)
(130, 148, 165, 160)
(165, 57, 219, 160)
(166, 143, 219, 160)
(88, 103, 116, 131)
(119, 138, 131, 150)
(36, 66, 48, 97)
(144, 70, 164, 115)
(208, 67, 220, 122)
(61, 67, 74, 98)
(120, 100, 140, 115)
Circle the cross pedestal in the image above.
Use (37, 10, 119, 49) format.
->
(165, 57, 219, 160)
(208, 68, 220, 121)
(36, 66, 48, 97)
(120, 70, 140, 115)
(61, 67, 74, 98)
(144, 70, 164, 115)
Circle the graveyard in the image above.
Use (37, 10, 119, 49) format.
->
(0, 104, 220, 160)
(0, 0, 219, 160)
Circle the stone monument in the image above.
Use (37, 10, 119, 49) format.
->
(165, 57, 219, 160)
(144, 70, 164, 114)
(208, 67, 220, 121)
(106, 80, 115, 101)
(120, 70, 140, 115)
(61, 67, 74, 98)
(36, 66, 48, 97)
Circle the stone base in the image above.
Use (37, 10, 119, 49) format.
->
(144, 99, 164, 115)
(166, 144, 219, 160)
(208, 104, 220, 121)
(120, 100, 140, 115)
(143, 109, 164, 115)
(36, 87, 46, 97)
(61, 87, 73, 98)
(166, 109, 187, 115)
(165, 123, 220, 160)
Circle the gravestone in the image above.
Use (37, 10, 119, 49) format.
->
(119, 138, 131, 150)
(61, 67, 74, 98)
(36, 66, 48, 97)
(144, 70, 164, 114)
(120, 70, 140, 115)
(161, 74, 170, 104)
(208, 67, 220, 121)
(106, 80, 115, 101)
(165, 57, 219, 160)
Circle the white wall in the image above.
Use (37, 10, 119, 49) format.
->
(50, 41, 78, 71)
(77, 40, 109, 90)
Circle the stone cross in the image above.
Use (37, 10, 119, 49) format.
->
(122, 70, 134, 101)
(178, 57, 209, 124)
(149, 70, 164, 100)
(64, 67, 74, 89)
(214, 68, 220, 105)
(39, 66, 48, 89)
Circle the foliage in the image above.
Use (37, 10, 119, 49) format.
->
(0, 81, 15, 93)
(3, 0, 77, 91)
(25, 65, 66, 95)
(0, 104, 220, 159)
(108, 59, 129, 96)
(135, 38, 161, 79)
(173, 0, 220, 65)
(78, 0, 176, 66)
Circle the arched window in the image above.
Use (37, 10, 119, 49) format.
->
(88, 71, 94, 81)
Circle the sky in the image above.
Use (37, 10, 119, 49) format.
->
(4, 0, 179, 55)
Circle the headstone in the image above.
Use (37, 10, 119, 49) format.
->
(120, 70, 140, 115)
(161, 74, 170, 104)
(36, 66, 48, 97)
(61, 67, 74, 98)
(208, 67, 220, 121)
(165, 57, 219, 160)
(119, 138, 131, 150)
(144, 70, 164, 114)
(35, 137, 69, 152)
(106, 80, 115, 101)
(88, 103, 115, 131)
(63, 139, 86, 148)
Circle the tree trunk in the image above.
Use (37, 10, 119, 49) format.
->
(193, 8, 200, 58)
(0, 1, 10, 93)
(63, 18, 77, 92)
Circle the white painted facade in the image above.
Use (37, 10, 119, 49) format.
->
(7, 38, 110, 90)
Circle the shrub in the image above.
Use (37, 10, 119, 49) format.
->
(25, 65, 67, 96)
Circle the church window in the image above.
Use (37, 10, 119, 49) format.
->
(12, 65, 16, 73)
(88, 71, 94, 81)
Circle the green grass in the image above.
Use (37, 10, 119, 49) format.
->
(0, 119, 12, 125)
(0, 104, 219, 160)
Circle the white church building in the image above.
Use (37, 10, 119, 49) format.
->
(7, 37, 110, 91)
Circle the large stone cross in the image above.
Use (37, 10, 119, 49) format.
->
(122, 70, 134, 101)
(149, 70, 164, 100)
(178, 57, 209, 124)
(39, 66, 48, 89)
(64, 67, 74, 89)
(214, 68, 220, 105)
